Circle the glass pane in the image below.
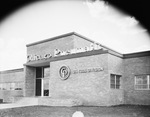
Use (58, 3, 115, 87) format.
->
(17, 82, 23, 90)
(2, 84, 6, 90)
(36, 67, 42, 78)
(15, 83, 19, 90)
(135, 85, 148, 89)
(116, 75, 121, 81)
(111, 74, 115, 84)
(116, 79, 120, 83)
(136, 75, 148, 85)
(111, 84, 115, 89)
(6, 83, 10, 90)
(143, 77, 148, 84)
(44, 90, 49, 96)
(43, 78, 49, 96)
(111, 79, 115, 84)
(5, 83, 9, 90)
(136, 76, 142, 84)
(10, 83, 15, 90)
(44, 67, 50, 78)
(116, 76, 120, 87)
(36, 79, 41, 96)
(116, 85, 120, 89)
(142, 85, 148, 89)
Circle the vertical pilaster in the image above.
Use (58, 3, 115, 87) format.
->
(24, 66, 36, 97)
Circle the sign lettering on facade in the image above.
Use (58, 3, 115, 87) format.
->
(72, 67, 104, 74)
(54, 43, 103, 57)
(59, 66, 104, 80)
(27, 43, 103, 62)
(27, 53, 52, 62)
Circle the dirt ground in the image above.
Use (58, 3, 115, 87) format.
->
(0, 105, 150, 117)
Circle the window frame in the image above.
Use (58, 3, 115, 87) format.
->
(110, 74, 121, 89)
(135, 74, 150, 90)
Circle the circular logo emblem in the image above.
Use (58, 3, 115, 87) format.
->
(59, 66, 71, 80)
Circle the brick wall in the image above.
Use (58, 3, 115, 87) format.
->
(108, 54, 124, 105)
(124, 56, 150, 105)
(0, 68, 24, 102)
(73, 35, 93, 48)
(0, 69, 24, 82)
(24, 66, 36, 97)
(49, 53, 111, 106)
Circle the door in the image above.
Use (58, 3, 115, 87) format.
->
(35, 67, 50, 96)
(35, 67, 42, 96)
(35, 79, 42, 96)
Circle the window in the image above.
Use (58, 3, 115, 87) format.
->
(110, 74, 121, 89)
(5, 83, 11, 90)
(10, 83, 15, 90)
(135, 75, 150, 90)
(0, 82, 23, 91)
(15, 82, 24, 90)
(2, 83, 6, 90)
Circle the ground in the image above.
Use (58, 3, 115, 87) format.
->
(0, 105, 150, 117)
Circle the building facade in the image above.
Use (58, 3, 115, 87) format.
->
(0, 32, 150, 106)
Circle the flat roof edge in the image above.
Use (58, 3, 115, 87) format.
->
(25, 50, 109, 66)
(50, 50, 109, 62)
(24, 49, 124, 66)
(0, 68, 24, 74)
(108, 50, 123, 58)
(123, 50, 150, 58)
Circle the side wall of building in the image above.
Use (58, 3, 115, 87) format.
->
(108, 54, 124, 105)
(124, 56, 150, 105)
(0, 69, 24, 102)
(49, 54, 109, 106)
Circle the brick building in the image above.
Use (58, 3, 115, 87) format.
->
(0, 32, 150, 106)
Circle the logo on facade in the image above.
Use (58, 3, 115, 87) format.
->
(59, 66, 71, 80)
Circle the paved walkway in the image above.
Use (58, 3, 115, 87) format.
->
(0, 97, 82, 109)
(0, 97, 39, 109)
(0, 103, 38, 109)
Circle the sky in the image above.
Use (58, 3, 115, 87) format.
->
(0, 0, 150, 71)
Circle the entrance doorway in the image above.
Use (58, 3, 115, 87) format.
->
(35, 67, 50, 96)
